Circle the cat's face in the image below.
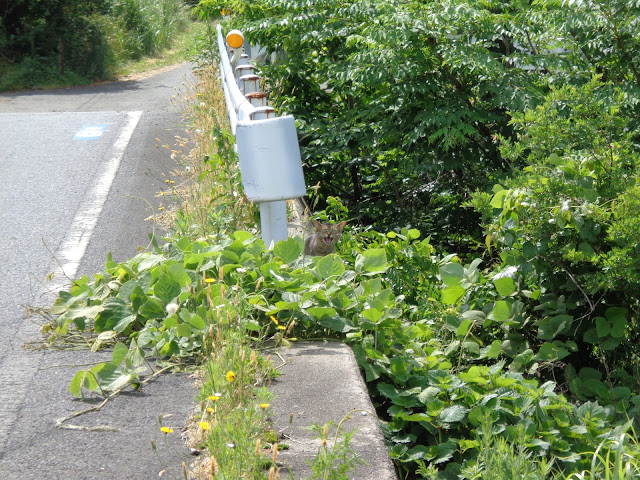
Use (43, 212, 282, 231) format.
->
(313, 220, 346, 246)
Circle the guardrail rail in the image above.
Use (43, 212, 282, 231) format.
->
(216, 26, 306, 247)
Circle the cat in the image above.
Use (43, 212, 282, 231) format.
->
(303, 220, 347, 256)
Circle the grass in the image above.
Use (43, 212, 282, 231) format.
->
(109, 20, 206, 79)
(155, 60, 276, 478)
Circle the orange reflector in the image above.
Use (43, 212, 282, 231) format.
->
(226, 30, 244, 49)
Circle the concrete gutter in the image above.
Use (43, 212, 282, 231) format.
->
(267, 341, 398, 479)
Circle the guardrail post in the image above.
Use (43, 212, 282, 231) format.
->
(217, 26, 306, 248)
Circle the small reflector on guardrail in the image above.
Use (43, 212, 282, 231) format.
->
(226, 30, 244, 49)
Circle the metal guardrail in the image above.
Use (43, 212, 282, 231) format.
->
(216, 25, 306, 248)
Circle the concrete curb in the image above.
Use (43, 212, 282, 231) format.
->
(267, 341, 397, 479)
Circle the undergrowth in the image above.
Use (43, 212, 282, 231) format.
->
(39, 33, 640, 480)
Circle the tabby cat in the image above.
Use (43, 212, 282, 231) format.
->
(303, 220, 347, 256)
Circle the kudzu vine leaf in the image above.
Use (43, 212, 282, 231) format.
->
(441, 285, 465, 305)
(153, 274, 181, 304)
(315, 254, 345, 279)
(439, 405, 468, 423)
(139, 298, 166, 319)
(188, 314, 207, 330)
(112, 342, 128, 365)
(494, 276, 516, 296)
(273, 237, 302, 263)
(439, 262, 464, 287)
(418, 387, 440, 405)
(355, 248, 388, 274)
(362, 308, 384, 323)
(606, 307, 627, 338)
(69, 370, 99, 398)
(176, 323, 192, 337)
(306, 307, 337, 320)
(94, 298, 136, 333)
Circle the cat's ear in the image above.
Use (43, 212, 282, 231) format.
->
(312, 219, 323, 229)
(337, 221, 347, 231)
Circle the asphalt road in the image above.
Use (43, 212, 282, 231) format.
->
(0, 64, 199, 479)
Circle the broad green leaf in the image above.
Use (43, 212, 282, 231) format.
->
(426, 398, 445, 417)
(176, 323, 192, 337)
(153, 274, 181, 304)
(480, 340, 502, 359)
(533, 342, 561, 362)
(160, 339, 179, 357)
(362, 308, 384, 323)
(306, 307, 337, 320)
(69, 370, 99, 398)
(490, 301, 511, 322)
(139, 298, 166, 319)
(233, 230, 254, 242)
(315, 254, 345, 279)
(456, 319, 472, 338)
(418, 387, 440, 405)
(112, 342, 128, 365)
(439, 405, 468, 423)
(523, 241, 537, 259)
(101, 372, 133, 393)
(94, 362, 120, 384)
(94, 298, 136, 333)
(167, 263, 192, 286)
(318, 316, 351, 332)
(355, 248, 388, 274)
(462, 310, 485, 323)
(536, 314, 573, 340)
(458, 366, 489, 385)
(188, 314, 207, 330)
(441, 285, 465, 305)
(490, 189, 507, 208)
(378, 383, 399, 401)
(595, 317, 610, 337)
(439, 262, 464, 287)
(407, 229, 421, 240)
(494, 276, 516, 297)
(398, 413, 431, 423)
(513, 349, 534, 366)
(273, 237, 302, 263)
(606, 307, 627, 338)
(137, 253, 165, 271)
(462, 340, 480, 355)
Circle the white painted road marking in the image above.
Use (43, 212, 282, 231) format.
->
(73, 124, 108, 140)
(51, 111, 143, 288)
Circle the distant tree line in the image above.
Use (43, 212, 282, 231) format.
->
(0, 0, 189, 83)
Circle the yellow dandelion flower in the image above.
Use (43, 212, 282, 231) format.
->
(200, 421, 211, 431)
(226, 371, 236, 382)
(207, 407, 214, 414)
(205, 278, 215, 284)
(160, 427, 174, 434)
(259, 403, 270, 410)
(208, 394, 221, 402)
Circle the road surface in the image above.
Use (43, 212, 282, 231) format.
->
(0, 64, 199, 479)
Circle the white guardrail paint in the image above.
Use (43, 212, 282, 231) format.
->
(216, 25, 306, 247)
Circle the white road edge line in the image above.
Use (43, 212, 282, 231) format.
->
(50, 110, 143, 291)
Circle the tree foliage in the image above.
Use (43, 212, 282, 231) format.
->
(221, 0, 640, 252)
(207, 0, 640, 476)
(0, 0, 188, 84)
